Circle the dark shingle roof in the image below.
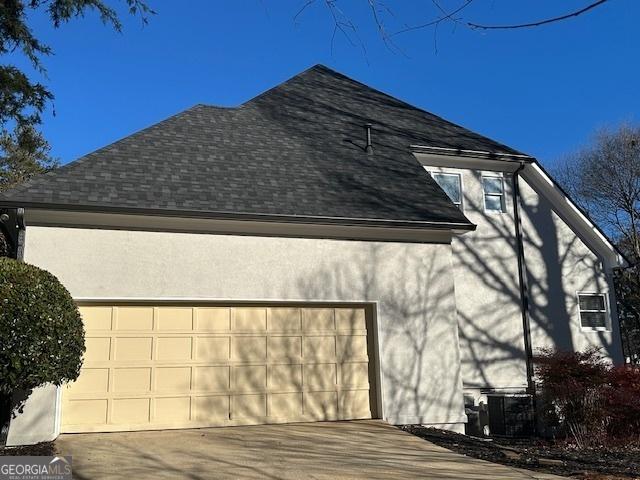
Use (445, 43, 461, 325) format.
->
(0, 65, 524, 229)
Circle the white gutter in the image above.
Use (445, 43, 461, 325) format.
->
(409, 144, 534, 160)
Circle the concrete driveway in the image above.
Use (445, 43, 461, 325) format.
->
(56, 420, 563, 479)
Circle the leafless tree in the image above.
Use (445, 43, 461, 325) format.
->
(554, 125, 640, 260)
(294, 1, 614, 54)
(554, 124, 640, 364)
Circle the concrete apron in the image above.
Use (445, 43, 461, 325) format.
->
(55, 420, 563, 479)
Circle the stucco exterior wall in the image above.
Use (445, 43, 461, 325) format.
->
(9, 226, 467, 444)
(519, 179, 623, 362)
(426, 164, 623, 394)
(427, 166, 527, 390)
(5, 385, 59, 446)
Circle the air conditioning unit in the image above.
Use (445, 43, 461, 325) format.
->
(487, 394, 534, 437)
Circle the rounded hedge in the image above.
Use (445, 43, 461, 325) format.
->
(0, 258, 85, 396)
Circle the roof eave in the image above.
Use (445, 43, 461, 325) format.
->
(522, 161, 628, 269)
(0, 201, 476, 233)
(410, 144, 534, 162)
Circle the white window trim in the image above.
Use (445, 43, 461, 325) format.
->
(576, 291, 611, 332)
(481, 173, 506, 214)
(430, 171, 464, 212)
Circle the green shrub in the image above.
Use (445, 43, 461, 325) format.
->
(0, 258, 85, 399)
(0, 231, 8, 257)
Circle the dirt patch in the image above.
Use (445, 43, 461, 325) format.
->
(0, 442, 56, 456)
(401, 426, 640, 479)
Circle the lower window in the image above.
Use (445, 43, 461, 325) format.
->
(577, 293, 609, 330)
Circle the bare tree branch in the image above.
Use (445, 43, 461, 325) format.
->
(321, 0, 369, 61)
(293, 0, 614, 56)
(293, 0, 316, 24)
(468, 0, 610, 30)
(391, 0, 474, 37)
(364, 0, 407, 55)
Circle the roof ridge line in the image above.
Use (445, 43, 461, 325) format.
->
(239, 64, 527, 156)
(239, 64, 331, 107)
(307, 66, 527, 156)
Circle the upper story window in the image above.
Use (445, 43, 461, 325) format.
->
(432, 172, 462, 210)
(482, 175, 506, 213)
(577, 293, 609, 331)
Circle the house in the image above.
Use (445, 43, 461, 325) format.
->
(0, 65, 625, 446)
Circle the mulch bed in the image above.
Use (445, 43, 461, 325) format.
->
(0, 442, 56, 456)
(401, 425, 640, 479)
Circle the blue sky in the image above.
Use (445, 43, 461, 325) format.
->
(15, 0, 640, 168)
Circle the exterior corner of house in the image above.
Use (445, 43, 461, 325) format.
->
(6, 384, 59, 446)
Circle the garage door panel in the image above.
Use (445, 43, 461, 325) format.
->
(270, 393, 303, 417)
(234, 365, 267, 391)
(195, 308, 231, 331)
(114, 337, 152, 361)
(63, 304, 374, 432)
(335, 308, 367, 331)
(302, 309, 335, 331)
(194, 395, 229, 421)
(232, 336, 267, 361)
(268, 308, 302, 332)
(195, 337, 230, 361)
(66, 368, 109, 395)
(115, 307, 153, 330)
(64, 399, 108, 426)
(268, 336, 302, 360)
(304, 363, 337, 390)
(84, 337, 111, 362)
(305, 391, 338, 420)
(112, 398, 150, 424)
(233, 394, 267, 418)
(337, 335, 368, 359)
(193, 366, 229, 392)
(155, 367, 191, 392)
(234, 308, 267, 331)
(79, 306, 112, 330)
(303, 336, 336, 359)
(112, 368, 151, 393)
(339, 390, 371, 418)
(269, 364, 303, 390)
(157, 308, 193, 330)
(341, 362, 370, 388)
(155, 397, 191, 422)
(156, 337, 192, 361)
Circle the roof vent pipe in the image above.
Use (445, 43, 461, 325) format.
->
(364, 123, 373, 154)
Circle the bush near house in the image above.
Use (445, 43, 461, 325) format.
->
(405, 348, 640, 478)
(0, 258, 85, 422)
(534, 347, 640, 448)
(0, 232, 8, 257)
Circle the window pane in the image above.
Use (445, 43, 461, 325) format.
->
(483, 177, 503, 194)
(433, 174, 461, 204)
(484, 195, 503, 212)
(580, 311, 607, 328)
(579, 294, 605, 311)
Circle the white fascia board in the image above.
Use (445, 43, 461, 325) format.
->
(410, 144, 533, 160)
(413, 152, 528, 173)
(23, 208, 458, 244)
(522, 162, 627, 269)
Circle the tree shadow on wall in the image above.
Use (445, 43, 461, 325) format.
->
(291, 244, 464, 425)
(453, 171, 620, 391)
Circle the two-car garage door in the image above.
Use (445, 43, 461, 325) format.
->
(61, 304, 376, 433)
